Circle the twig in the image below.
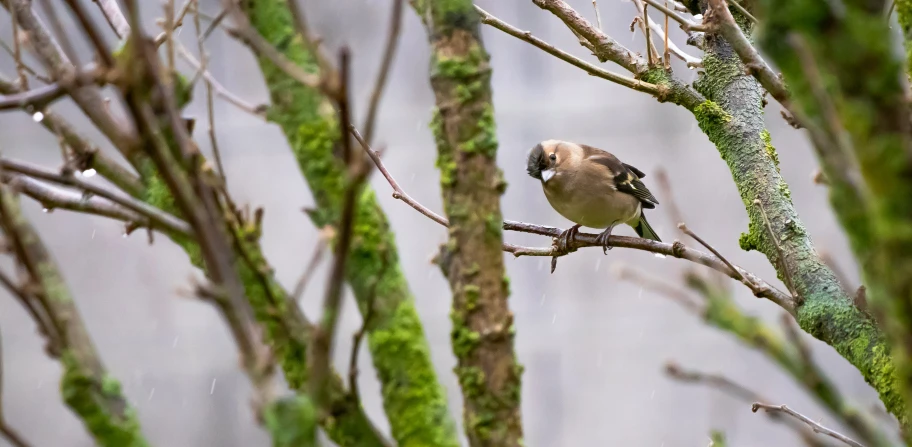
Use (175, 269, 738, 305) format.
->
(0, 67, 111, 111)
(666, 361, 763, 402)
(663, 0, 670, 67)
(290, 228, 331, 304)
(9, 7, 28, 89)
(654, 169, 686, 239)
(753, 199, 798, 299)
(0, 159, 189, 236)
(532, 0, 650, 73)
(728, 0, 758, 24)
(94, 0, 131, 38)
(192, 4, 226, 181)
(592, 0, 603, 31)
(644, 4, 656, 66)
(175, 43, 266, 119)
(0, 327, 32, 447)
(678, 222, 773, 297)
(632, 1, 702, 66)
(350, 126, 796, 312)
(752, 403, 866, 447)
(613, 265, 704, 314)
(362, 0, 404, 145)
(310, 48, 371, 413)
(4, 174, 191, 236)
(153, 0, 196, 46)
(642, 0, 706, 31)
(349, 257, 387, 400)
(61, 0, 115, 68)
(476, 6, 664, 95)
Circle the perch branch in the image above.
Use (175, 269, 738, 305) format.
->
(752, 404, 866, 447)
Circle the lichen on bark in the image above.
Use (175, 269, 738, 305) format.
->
(411, 1, 524, 445)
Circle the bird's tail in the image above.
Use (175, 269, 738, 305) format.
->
(634, 214, 661, 242)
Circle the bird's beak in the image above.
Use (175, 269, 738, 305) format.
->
(541, 168, 555, 183)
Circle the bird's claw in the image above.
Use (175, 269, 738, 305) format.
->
(556, 224, 581, 255)
(595, 225, 616, 255)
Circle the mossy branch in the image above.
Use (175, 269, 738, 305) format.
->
(236, 1, 461, 446)
(756, 0, 912, 429)
(0, 181, 148, 447)
(411, 1, 524, 446)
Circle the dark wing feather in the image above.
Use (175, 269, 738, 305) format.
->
(579, 144, 659, 208)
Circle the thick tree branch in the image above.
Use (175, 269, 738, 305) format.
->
(410, 1, 524, 445)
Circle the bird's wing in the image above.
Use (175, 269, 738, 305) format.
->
(580, 144, 660, 209)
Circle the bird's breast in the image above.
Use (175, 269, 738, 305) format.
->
(543, 172, 640, 229)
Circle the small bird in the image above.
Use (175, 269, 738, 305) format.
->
(526, 139, 661, 254)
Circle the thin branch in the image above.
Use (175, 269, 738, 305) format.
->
(592, 0, 603, 31)
(752, 404, 866, 447)
(644, 4, 655, 66)
(4, 174, 191, 236)
(362, 0, 404, 144)
(290, 227, 331, 304)
(192, 4, 226, 181)
(349, 257, 387, 400)
(613, 265, 704, 314)
(0, 66, 111, 111)
(310, 48, 372, 413)
(642, 0, 706, 31)
(349, 126, 796, 312)
(94, 0, 131, 38)
(633, 0, 702, 67)
(532, 0, 650, 74)
(476, 5, 664, 95)
(60, 0, 115, 68)
(728, 0, 757, 24)
(0, 159, 189, 236)
(666, 361, 763, 402)
(174, 43, 267, 119)
(9, 7, 28, 89)
(678, 223, 748, 288)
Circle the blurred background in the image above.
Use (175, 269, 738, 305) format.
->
(0, 0, 884, 445)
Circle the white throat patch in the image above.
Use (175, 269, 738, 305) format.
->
(541, 169, 556, 183)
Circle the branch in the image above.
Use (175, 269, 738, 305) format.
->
(631, 0, 702, 67)
(351, 128, 796, 313)
(705, 0, 790, 107)
(752, 404, 866, 447)
(642, 0, 706, 31)
(532, 0, 649, 74)
(476, 6, 664, 95)
(94, 0, 131, 38)
(361, 0, 403, 144)
(0, 66, 111, 110)
(175, 43, 267, 119)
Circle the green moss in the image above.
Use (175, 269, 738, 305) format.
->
(462, 105, 498, 158)
(485, 213, 502, 238)
(60, 352, 147, 447)
(464, 285, 480, 311)
(693, 100, 732, 132)
(451, 310, 481, 357)
(738, 232, 758, 252)
(761, 130, 780, 171)
(264, 395, 317, 447)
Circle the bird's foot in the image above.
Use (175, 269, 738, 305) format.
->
(556, 224, 582, 254)
(595, 225, 616, 255)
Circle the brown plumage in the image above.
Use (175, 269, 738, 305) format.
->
(527, 139, 661, 253)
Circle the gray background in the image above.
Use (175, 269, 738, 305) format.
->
(0, 0, 894, 446)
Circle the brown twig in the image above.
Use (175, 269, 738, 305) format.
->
(642, 0, 706, 31)
(61, 0, 115, 68)
(666, 361, 763, 402)
(728, 0, 758, 23)
(290, 227, 331, 304)
(631, 1, 701, 66)
(9, 7, 28, 89)
(752, 403, 866, 447)
(94, 0, 131, 38)
(192, 4, 226, 181)
(0, 66, 111, 111)
(644, 4, 656, 66)
(613, 265, 704, 314)
(350, 126, 796, 312)
(592, 0, 603, 31)
(475, 6, 664, 95)
(175, 43, 267, 119)
(678, 223, 745, 285)
(362, 0, 404, 145)
(310, 48, 372, 413)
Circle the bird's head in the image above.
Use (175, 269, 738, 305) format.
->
(527, 139, 566, 183)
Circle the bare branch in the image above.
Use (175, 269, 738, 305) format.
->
(0, 159, 190, 237)
(175, 43, 267, 119)
(350, 126, 796, 313)
(753, 199, 798, 299)
(642, 0, 706, 31)
(0, 66, 111, 111)
(476, 6, 664, 96)
(532, 0, 649, 74)
(666, 361, 763, 402)
(349, 257, 386, 401)
(752, 403, 866, 447)
(94, 0, 131, 38)
(362, 0, 403, 144)
(632, 0, 702, 67)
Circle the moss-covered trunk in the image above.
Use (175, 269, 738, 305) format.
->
(410, 1, 524, 446)
(754, 0, 912, 429)
(237, 2, 461, 446)
(679, 1, 906, 428)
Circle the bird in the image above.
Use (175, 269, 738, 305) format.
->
(526, 139, 661, 255)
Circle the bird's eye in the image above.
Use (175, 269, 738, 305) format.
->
(549, 153, 556, 161)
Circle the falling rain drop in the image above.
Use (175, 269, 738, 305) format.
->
(42, 208, 49, 213)
(551, 314, 556, 324)
(539, 293, 546, 307)
(32, 111, 44, 122)
(210, 378, 217, 395)
(594, 258, 601, 272)
(82, 168, 97, 178)
(651, 389, 656, 399)
(537, 258, 544, 271)
(91, 229, 96, 239)
(654, 253, 666, 258)
(148, 388, 156, 401)
(122, 233, 128, 238)
(638, 287, 643, 300)
(172, 336, 180, 348)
